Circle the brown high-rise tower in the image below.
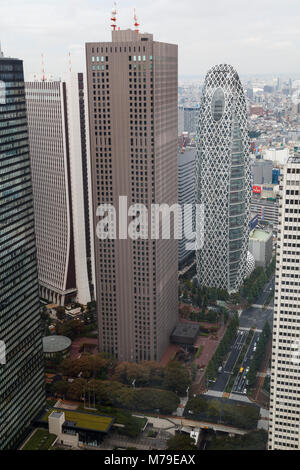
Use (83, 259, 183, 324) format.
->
(85, 29, 178, 362)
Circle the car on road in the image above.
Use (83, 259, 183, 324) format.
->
(243, 388, 247, 394)
(246, 366, 249, 373)
(240, 367, 244, 373)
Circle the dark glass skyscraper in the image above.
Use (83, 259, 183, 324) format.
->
(0, 53, 45, 449)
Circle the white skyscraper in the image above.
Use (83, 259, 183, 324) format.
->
(25, 73, 94, 305)
(269, 157, 300, 450)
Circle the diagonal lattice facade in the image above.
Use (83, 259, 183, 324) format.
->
(195, 64, 251, 293)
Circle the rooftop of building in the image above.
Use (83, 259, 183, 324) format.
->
(42, 335, 72, 353)
(178, 146, 196, 163)
(171, 322, 200, 339)
(250, 229, 272, 242)
(43, 408, 114, 433)
(288, 156, 300, 164)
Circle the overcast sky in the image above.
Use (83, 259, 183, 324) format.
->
(1, 0, 300, 79)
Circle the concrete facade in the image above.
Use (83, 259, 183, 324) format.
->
(269, 158, 300, 450)
(248, 229, 273, 268)
(251, 159, 273, 184)
(85, 29, 178, 362)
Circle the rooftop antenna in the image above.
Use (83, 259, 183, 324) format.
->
(134, 8, 139, 34)
(111, 2, 117, 31)
(68, 52, 72, 73)
(41, 53, 46, 81)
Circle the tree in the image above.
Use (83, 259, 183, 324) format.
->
(58, 319, 84, 340)
(56, 306, 65, 321)
(133, 388, 179, 414)
(209, 429, 267, 450)
(51, 380, 68, 397)
(167, 433, 197, 450)
(163, 361, 191, 395)
(186, 396, 207, 414)
(66, 378, 87, 400)
(179, 305, 191, 319)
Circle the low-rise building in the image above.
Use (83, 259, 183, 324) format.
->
(249, 229, 273, 268)
(41, 408, 115, 448)
(42, 335, 72, 360)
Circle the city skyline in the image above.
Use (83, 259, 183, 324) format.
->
(2, 0, 300, 79)
(2, 1, 300, 452)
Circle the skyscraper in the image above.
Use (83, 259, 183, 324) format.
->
(0, 51, 45, 449)
(178, 146, 196, 266)
(195, 64, 251, 292)
(25, 73, 94, 306)
(268, 157, 300, 450)
(85, 28, 178, 362)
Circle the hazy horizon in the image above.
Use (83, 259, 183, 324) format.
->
(1, 0, 300, 79)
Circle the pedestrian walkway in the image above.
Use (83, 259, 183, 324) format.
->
(204, 390, 223, 398)
(229, 392, 252, 403)
(251, 304, 273, 310)
(257, 408, 269, 431)
(239, 327, 262, 333)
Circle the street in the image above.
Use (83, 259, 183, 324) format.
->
(232, 331, 260, 394)
(209, 330, 248, 393)
(206, 274, 275, 396)
(239, 274, 275, 330)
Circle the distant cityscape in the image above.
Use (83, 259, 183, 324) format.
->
(1, 2, 300, 455)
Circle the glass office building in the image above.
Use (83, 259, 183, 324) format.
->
(195, 64, 251, 292)
(0, 55, 45, 449)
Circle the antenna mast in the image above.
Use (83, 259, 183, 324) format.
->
(68, 52, 72, 73)
(134, 8, 139, 34)
(41, 53, 46, 81)
(111, 2, 117, 31)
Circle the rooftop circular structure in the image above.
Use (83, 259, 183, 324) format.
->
(43, 335, 72, 358)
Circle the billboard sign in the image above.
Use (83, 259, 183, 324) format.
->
(252, 185, 262, 194)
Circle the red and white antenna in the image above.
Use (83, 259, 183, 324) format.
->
(68, 52, 72, 73)
(111, 2, 117, 31)
(134, 8, 139, 34)
(41, 53, 45, 81)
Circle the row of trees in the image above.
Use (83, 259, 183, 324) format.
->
(185, 396, 260, 430)
(179, 304, 229, 325)
(57, 357, 191, 397)
(205, 313, 239, 380)
(240, 256, 276, 305)
(209, 429, 268, 450)
(240, 267, 268, 304)
(167, 433, 197, 450)
(266, 255, 276, 279)
(112, 360, 191, 396)
(247, 321, 272, 388)
(180, 279, 229, 310)
(51, 377, 180, 415)
(59, 352, 114, 380)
